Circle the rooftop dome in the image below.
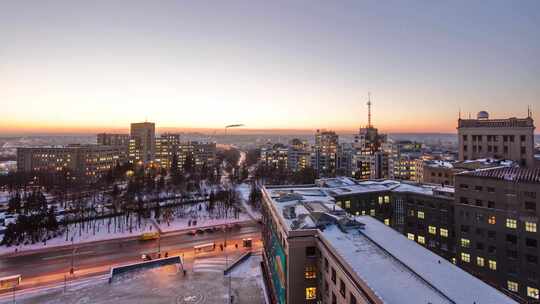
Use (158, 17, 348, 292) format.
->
(477, 111, 489, 119)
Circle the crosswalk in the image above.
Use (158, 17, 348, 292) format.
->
(192, 257, 228, 273)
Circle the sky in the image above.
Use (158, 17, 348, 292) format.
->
(1, 0, 539, 135)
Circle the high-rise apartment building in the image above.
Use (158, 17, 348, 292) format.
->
(287, 139, 311, 172)
(312, 130, 339, 176)
(455, 166, 540, 302)
(458, 111, 536, 167)
(130, 122, 156, 165)
(261, 144, 289, 170)
(386, 140, 423, 181)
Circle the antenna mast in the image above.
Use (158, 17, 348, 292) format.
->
(367, 92, 372, 128)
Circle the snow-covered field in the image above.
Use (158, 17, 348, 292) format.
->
(0, 201, 252, 255)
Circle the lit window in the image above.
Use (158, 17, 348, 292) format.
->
(506, 219, 517, 229)
(407, 233, 415, 241)
(384, 219, 390, 226)
(345, 201, 351, 208)
(384, 196, 390, 203)
(526, 222, 537, 232)
(428, 226, 437, 235)
(378, 196, 383, 204)
(440, 228, 449, 238)
(507, 281, 519, 292)
(355, 211, 359, 216)
(451, 258, 456, 264)
(361, 210, 366, 215)
(305, 265, 317, 279)
(488, 260, 497, 270)
(488, 216, 496, 225)
(417, 211, 425, 219)
(370, 209, 375, 216)
(460, 238, 470, 248)
(461, 252, 470, 263)
(528, 287, 539, 299)
(306, 287, 317, 300)
(477, 256, 484, 267)
(417, 236, 426, 245)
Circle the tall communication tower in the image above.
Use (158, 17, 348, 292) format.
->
(367, 92, 372, 128)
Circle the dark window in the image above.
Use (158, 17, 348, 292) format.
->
(332, 292, 337, 304)
(488, 201, 495, 208)
(339, 279, 346, 297)
(488, 246, 497, 254)
(460, 197, 469, 204)
(325, 257, 329, 272)
(475, 186, 483, 191)
(506, 234, 517, 244)
(476, 228, 484, 236)
(460, 184, 469, 189)
(521, 147, 527, 154)
(507, 250, 518, 259)
(525, 201, 536, 211)
(488, 231, 496, 240)
(487, 187, 495, 193)
(350, 293, 357, 304)
(463, 135, 468, 141)
(476, 242, 484, 250)
(306, 246, 317, 257)
(524, 192, 537, 199)
(331, 268, 336, 284)
(527, 255, 538, 264)
(475, 200, 483, 207)
(510, 135, 515, 142)
(521, 135, 526, 141)
(461, 225, 470, 233)
(526, 238, 538, 248)
(324, 280, 329, 295)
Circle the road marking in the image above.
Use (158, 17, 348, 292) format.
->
(42, 251, 95, 260)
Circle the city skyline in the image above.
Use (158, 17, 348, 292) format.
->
(1, 1, 539, 134)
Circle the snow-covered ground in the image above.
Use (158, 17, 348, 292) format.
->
(0, 201, 252, 255)
(156, 201, 250, 233)
(236, 183, 262, 220)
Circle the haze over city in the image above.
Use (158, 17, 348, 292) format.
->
(1, 0, 539, 134)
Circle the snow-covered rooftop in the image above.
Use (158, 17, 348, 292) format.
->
(322, 216, 516, 304)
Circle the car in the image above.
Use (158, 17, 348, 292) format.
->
(196, 229, 205, 234)
(204, 228, 214, 233)
(188, 230, 197, 236)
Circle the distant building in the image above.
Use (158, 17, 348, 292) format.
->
(287, 139, 311, 172)
(386, 140, 423, 180)
(261, 182, 515, 304)
(312, 130, 338, 176)
(96, 133, 130, 147)
(154, 133, 216, 172)
(454, 166, 540, 302)
(421, 159, 515, 186)
(261, 144, 289, 170)
(130, 122, 156, 165)
(16, 145, 125, 181)
(458, 111, 536, 167)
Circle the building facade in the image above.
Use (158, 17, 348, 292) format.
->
(458, 111, 536, 167)
(261, 183, 515, 304)
(455, 167, 540, 302)
(17, 145, 125, 181)
(130, 122, 156, 165)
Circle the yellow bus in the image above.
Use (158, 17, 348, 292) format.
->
(0, 275, 21, 290)
(194, 242, 215, 254)
(140, 232, 159, 241)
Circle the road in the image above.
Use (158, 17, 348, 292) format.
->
(0, 221, 261, 293)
